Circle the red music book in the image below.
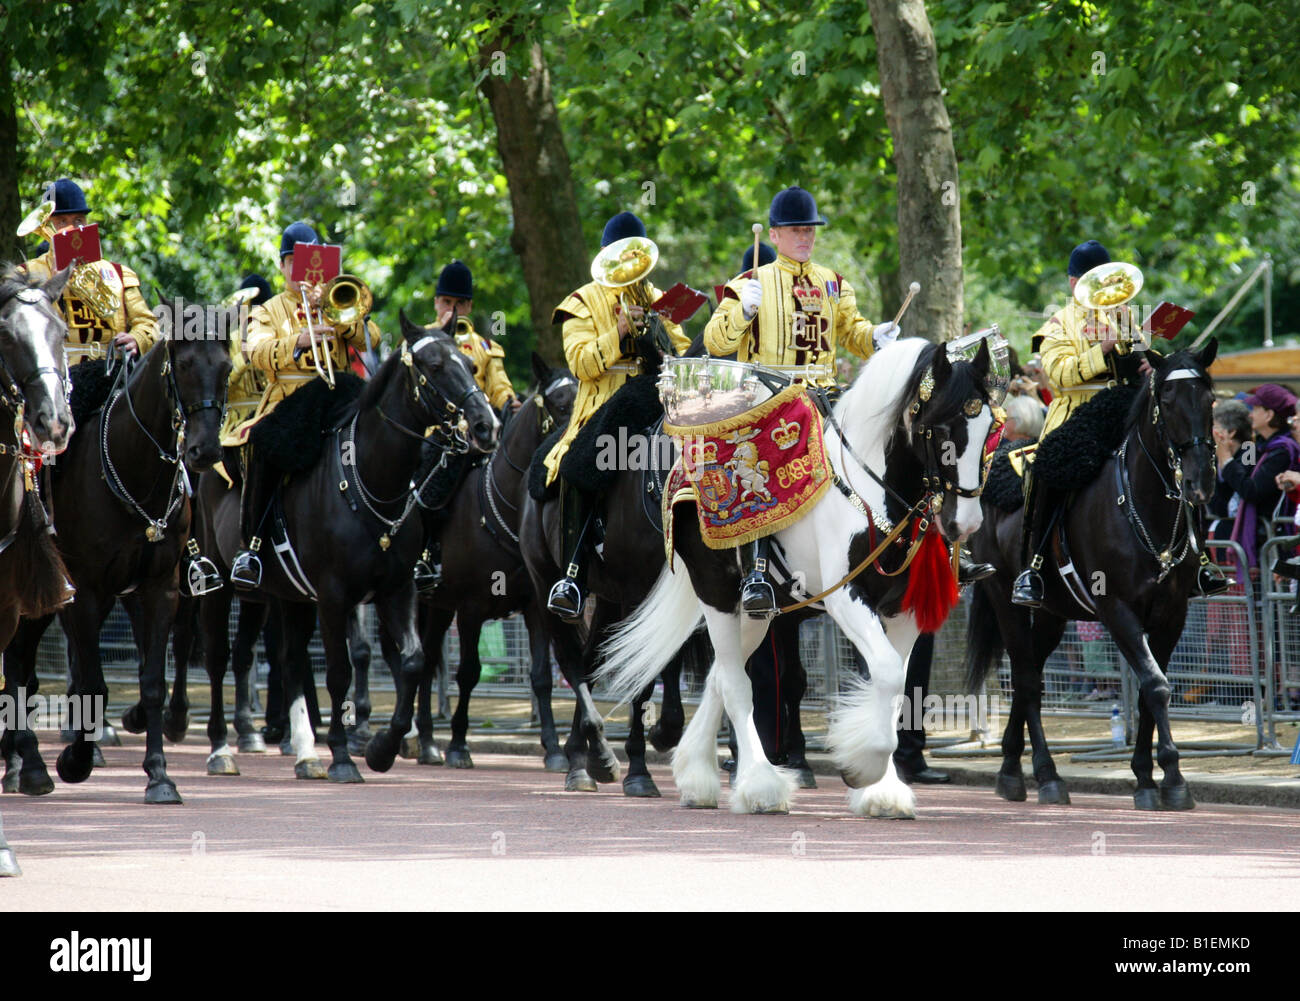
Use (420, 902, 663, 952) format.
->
(651, 282, 709, 325)
(289, 242, 341, 284)
(1145, 301, 1194, 340)
(52, 224, 102, 269)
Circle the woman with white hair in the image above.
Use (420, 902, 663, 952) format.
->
(1003, 393, 1046, 443)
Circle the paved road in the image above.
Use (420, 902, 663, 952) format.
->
(3, 735, 1298, 910)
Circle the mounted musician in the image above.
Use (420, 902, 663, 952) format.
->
(436, 260, 519, 413)
(224, 221, 381, 589)
(542, 211, 691, 619)
(18, 178, 157, 365)
(701, 186, 995, 617)
(1012, 240, 1229, 606)
(411, 259, 521, 589)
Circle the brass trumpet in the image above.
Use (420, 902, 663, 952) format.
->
(298, 273, 373, 388)
(16, 200, 121, 322)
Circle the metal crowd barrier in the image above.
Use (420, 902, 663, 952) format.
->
(26, 534, 1289, 760)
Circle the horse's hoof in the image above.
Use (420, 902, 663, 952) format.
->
(586, 749, 619, 785)
(418, 742, 443, 766)
(1037, 780, 1070, 805)
(564, 768, 598, 792)
(91, 744, 106, 768)
(1134, 787, 1161, 811)
(682, 798, 718, 809)
(543, 750, 568, 773)
(278, 738, 292, 756)
(237, 733, 266, 753)
(793, 766, 817, 790)
(0, 849, 20, 877)
(1160, 784, 1195, 811)
(99, 724, 121, 747)
(120, 706, 146, 734)
(753, 805, 790, 815)
(994, 772, 1027, 802)
(55, 745, 93, 784)
(144, 780, 183, 805)
(445, 747, 473, 769)
(162, 711, 189, 744)
(328, 761, 364, 784)
(2, 755, 19, 794)
(364, 735, 398, 774)
(19, 768, 54, 796)
(294, 759, 328, 780)
(622, 774, 662, 798)
(207, 754, 240, 777)
(399, 735, 419, 759)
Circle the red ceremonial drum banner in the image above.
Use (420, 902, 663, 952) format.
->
(662, 384, 833, 551)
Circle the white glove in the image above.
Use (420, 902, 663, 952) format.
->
(873, 321, 900, 347)
(740, 279, 762, 320)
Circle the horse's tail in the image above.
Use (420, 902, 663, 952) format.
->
(13, 501, 72, 620)
(963, 581, 1004, 692)
(596, 563, 704, 704)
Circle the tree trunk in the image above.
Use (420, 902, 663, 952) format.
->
(877, 266, 901, 327)
(867, 0, 963, 344)
(479, 33, 589, 364)
(0, 39, 23, 265)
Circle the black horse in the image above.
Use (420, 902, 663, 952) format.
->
(520, 341, 711, 797)
(4, 311, 232, 804)
(361, 352, 578, 770)
(965, 340, 1218, 810)
(0, 266, 76, 873)
(201, 313, 498, 783)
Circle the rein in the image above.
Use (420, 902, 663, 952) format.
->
(1113, 369, 1207, 582)
(336, 336, 489, 550)
(100, 342, 214, 542)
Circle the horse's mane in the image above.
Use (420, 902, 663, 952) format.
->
(835, 337, 933, 447)
(354, 342, 405, 415)
(0, 264, 55, 307)
(1124, 347, 1211, 429)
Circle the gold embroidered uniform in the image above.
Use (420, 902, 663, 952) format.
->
(542, 280, 688, 486)
(1036, 300, 1131, 440)
(23, 249, 157, 363)
(223, 289, 381, 447)
(452, 318, 516, 410)
(703, 254, 875, 386)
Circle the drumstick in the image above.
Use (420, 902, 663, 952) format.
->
(752, 223, 763, 273)
(893, 281, 921, 328)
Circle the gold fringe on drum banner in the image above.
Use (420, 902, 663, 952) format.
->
(662, 384, 832, 551)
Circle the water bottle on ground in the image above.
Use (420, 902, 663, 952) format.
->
(1110, 703, 1125, 749)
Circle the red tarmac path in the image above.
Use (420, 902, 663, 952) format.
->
(2, 734, 1298, 910)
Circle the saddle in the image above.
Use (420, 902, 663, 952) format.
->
(250, 373, 364, 475)
(983, 382, 1142, 512)
(69, 358, 122, 426)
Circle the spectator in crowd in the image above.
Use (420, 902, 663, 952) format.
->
(1219, 384, 1300, 573)
(1208, 399, 1253, 542)
(1002, 393, 1046, 443)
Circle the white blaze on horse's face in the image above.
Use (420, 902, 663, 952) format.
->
(950, 404, 993, 543)
(8, 291, 73, 454)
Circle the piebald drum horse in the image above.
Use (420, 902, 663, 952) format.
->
(599, 337, 994, 817)
(965, 341, 1218, 810)
(0, 266, 76, 874)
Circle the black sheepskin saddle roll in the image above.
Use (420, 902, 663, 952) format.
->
(415, 448, 483, 515)
(1032, 381, 1140, 493)
(984, 440, 1027, 512)
(70, 359, 119, 426)
(250, 373, 365, 475)
(527, 425, 566, 502)
(558, 373, 663, 494)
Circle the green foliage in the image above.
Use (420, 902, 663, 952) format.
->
(7, 0, 1300, 382)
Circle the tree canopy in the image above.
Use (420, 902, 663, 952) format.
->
(5, 0, 1298, 377)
